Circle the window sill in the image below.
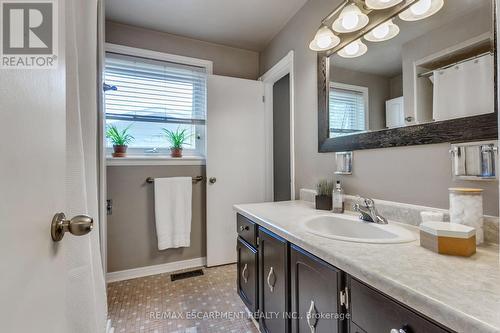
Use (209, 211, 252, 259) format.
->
(106, 155, 206, 166)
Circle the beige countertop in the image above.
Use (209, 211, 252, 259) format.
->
(234, 200, 500, 333)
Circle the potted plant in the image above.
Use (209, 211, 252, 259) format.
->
(106, 124, 134, 157)
(316, 180, 334, 211)
(163, 127, 192, 158)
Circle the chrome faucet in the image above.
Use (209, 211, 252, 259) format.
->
(352, 196, 388, 224)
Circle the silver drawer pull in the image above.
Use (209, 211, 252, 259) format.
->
(239, 225, 249, 232)
(306, 300, 318, 333)
(241, 264, 249, 284)
(267, 267, 276, 292)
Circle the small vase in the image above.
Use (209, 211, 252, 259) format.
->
(315, 195, 332, 211)
(112, 145, 128, 157)
(170, 147, 183, 158)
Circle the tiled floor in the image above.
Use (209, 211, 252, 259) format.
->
(107, 264, 259, 333)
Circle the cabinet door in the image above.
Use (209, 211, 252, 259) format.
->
(349, 278, 451, 333)
(237, 237, 258, 314)
(290, 245, 344, 333)
(259, 227, 289, 333)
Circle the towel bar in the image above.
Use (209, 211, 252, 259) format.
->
(146, 176, 204, 184)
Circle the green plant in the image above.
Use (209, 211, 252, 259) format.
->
(163, 127, 192, 149)
(106, 124, 135, 146)
(316, 180, 334, 196)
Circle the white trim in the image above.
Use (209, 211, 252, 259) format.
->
(106, 156, 206, 166)
(259, 51, 296, 200)
(105, 43, 214, 74)
(330, 81, 370, 132)
(106, 257, 207, 283)
(97, 0, 107, 274)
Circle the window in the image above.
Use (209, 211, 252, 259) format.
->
(329, 82, 368, 138)
(104, 51, 207, 156)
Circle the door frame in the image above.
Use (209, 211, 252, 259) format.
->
(259, 51, 296, 201)
(97, 0, 107, 274)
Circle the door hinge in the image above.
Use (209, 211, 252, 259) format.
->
(106, 199, 113, 215)
(256, 236, 260, 247)
(340, 287, 349, 310)
(262, 95, 265, 103)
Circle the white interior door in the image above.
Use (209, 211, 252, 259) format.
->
(206, 75, 266, 267)
(0, 61, 68, 332)
(0, 0, 106, 332)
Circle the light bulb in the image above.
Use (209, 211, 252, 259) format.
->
(364, 19, 399, 42)
(410, 0, 432, 16)
(317, 35, 332, 48)
(372, 24, 390, 39)
(399, 0, 443, 21)
(342, 12, 360, 30)
(338, 39, 367, 58)
(332, 4, 369, 33)
(309, 27, 340, 51)
(344, 42, 360, 56)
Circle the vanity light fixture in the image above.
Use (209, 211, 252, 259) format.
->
(338, 39, 368, 58)
(332, 4, 369, 33)
(399, 0, 444, 21)
(364, 19, 400, 42)
(365, 0, 403, 10)
(309, 26, 341, 51)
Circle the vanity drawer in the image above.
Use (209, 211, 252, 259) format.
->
(349, 278, 451, 333)
(237, 213, 257, 248)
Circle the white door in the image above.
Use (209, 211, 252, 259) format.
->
(206, 75, 266, 267)
(0, 0, 106, 332)
(386, 96, 405, 128)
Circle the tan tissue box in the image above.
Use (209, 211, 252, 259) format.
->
(420, 222, 476, 257)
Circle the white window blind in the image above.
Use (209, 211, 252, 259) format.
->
(104, 52, 207, 152)
(329, 85, 367, 138)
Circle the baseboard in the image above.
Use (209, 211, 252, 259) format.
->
(106, 257, 207, 283)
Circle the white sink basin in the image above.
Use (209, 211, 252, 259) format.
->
(304, 215, 415, 244)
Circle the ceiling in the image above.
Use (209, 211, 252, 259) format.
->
(105, 0, 309, 51)
(332, 0, 492, 77)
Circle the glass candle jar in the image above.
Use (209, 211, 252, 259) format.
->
(449, 188, 484, 245)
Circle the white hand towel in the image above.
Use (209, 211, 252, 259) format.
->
(154, 177, 192, 250)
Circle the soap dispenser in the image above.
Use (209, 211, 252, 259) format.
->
(332, 180, 344, 213)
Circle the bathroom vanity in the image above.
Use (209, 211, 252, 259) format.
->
(234, 201, 500, 333)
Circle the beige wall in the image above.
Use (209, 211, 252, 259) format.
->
(389, 75, 403, 99)
(107, 165, 206, 272)
(106, 21, 260, 80)
(260, 0, 499, 216)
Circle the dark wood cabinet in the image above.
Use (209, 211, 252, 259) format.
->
(349, 278, 451, 333)
(259, 227, 290, 333)
(237, 237, 258, 314)
(290, 245, 345, 333)
(235, 215, 453, 333)
(237, 214, 258, 248)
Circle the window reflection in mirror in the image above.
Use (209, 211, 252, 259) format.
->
(327, 0, 494, 139)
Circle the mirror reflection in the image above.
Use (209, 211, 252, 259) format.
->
(328, 0, 494, 138)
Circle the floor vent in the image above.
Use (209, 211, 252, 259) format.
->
(170, 269, 204, 281)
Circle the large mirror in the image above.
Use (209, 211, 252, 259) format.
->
(318, 0, 497, 152)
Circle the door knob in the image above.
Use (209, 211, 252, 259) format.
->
(209, 177, 217, 184)
(51, 213, 93, 242)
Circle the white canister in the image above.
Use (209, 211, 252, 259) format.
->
(449, 188, 484, 244)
